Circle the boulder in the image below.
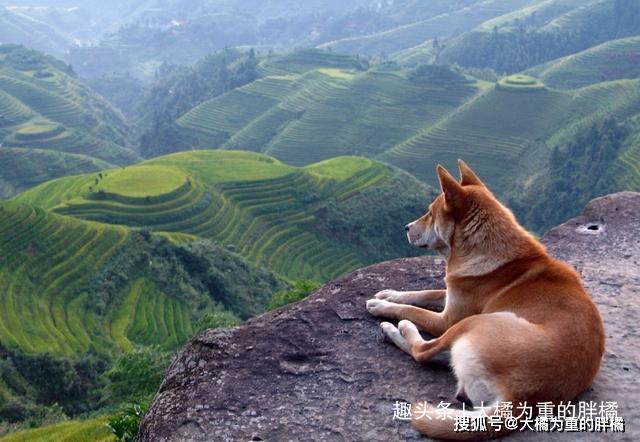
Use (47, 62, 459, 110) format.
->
(140, 192, 639, 441)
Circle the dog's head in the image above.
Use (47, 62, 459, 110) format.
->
(405, 160, 488, 255)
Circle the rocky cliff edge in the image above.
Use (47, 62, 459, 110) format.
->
(140, 192, 639, 441)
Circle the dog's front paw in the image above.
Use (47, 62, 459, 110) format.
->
(398, 319, 420, 340)
(380, 321, 399, 340)
(380, 321, 410, 353)
(366, 298, 395, 317)
(374, 289, 401, 301)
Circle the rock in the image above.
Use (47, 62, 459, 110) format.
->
(139, 192, 639, 441)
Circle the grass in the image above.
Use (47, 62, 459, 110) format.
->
(0, 417, 112, 442)
(613, 144, 640, 189)
(172, 48, 640, 205)
(14, 150, 405, 282)
(305, 156, 375, 182)
(93, 165, 189, 198)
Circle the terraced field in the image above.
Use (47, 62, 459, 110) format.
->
(609, 121, 640, 191)
(258, 49, 367, 76)
(15, 151, 420, 282)
(318, 0, 537, 56)
(110, 278, 193, 352)
(0, 45, 138, 197)
(0, 417, 112, 442)
(178, 63, 480, 166)
(439, 0, 640, 74)
(382, 77, 640, 188)
(528, 36, 640, 89)
(0, 201, 203, 356)
(540, 0, 611, 34)
(390, 41, 436, 67)
(0, 148, 110, 198)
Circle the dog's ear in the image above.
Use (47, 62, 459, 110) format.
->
(437, 165, 465, 208)
(457, 159, 484, 187)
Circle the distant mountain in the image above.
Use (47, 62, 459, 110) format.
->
(15, 150, 432, 281)
(171, 50, 478, 165)
(439, 0, 640, 73)
(66, 0, 543, 80)
(0, 6, 72, 58)
(2, 1, 157, 45)
(319, 0, 538, 56)
(68, 0, 373, 79)
(526, 36, 640, 89)
(0, 45, 139, 197)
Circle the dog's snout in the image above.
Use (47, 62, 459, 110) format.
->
(405, 224, 410, 232)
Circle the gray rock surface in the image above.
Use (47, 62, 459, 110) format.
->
(140, 192, 639, 441)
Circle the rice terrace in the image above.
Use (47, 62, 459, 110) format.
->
(16, 150, 424, 281)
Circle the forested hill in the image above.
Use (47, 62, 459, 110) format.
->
(0, 45, 138, 198)
(440, 0, 640, 74)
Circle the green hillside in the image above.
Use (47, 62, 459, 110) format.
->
(527, 36, 640, 89)
(0, 148, 111, 198)
(258, 49, 369, 76)
(0, 45, 139, 197)
(0, 7, 72, 59)
(612, 117, 640, 191)
(176, 60, 480, 166)
(0, 198, 283, 357)
(318, 0, 537, 56)
(390, 41, 437, 67)
(509, 115, 640, 231)
(440, 0, 640, 73)
(382, 76, 640, 189)
(15, 150, 430, 282)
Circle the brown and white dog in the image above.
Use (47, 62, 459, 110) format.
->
(366, 160, 605, 440)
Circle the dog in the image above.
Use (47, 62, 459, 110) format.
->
(366, 160, 604, 440)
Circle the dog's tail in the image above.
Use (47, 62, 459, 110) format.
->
(411, 400, 515, 441)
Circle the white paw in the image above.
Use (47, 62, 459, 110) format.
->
(398, 319, 419, 338)
(374, 289, 401, 301)
(380, 321, 410, 353)
(380, 321, 398, 338)
(366, 298, 394, 317)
